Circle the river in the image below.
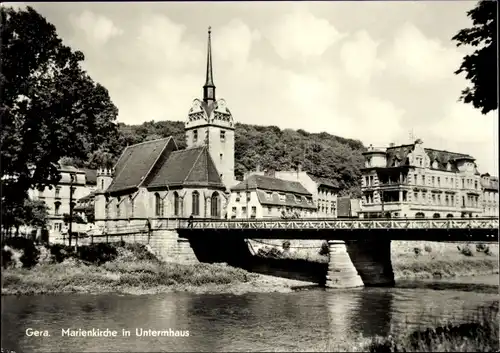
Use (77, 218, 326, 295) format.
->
(2, 275, 498, 352)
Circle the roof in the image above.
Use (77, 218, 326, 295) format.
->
(231, 174, 311, 195)
(306, 173, 340, 189)
(58, 165, 84, 173)
(107, 138, 175, 193)
(74, 192, 95, 211)
(146, 146, 225, 189)
(81, 168, 97, 185)
(481, 175, 499, 191)
(381, 144, 475, 171)
(256, 190, 316, 209)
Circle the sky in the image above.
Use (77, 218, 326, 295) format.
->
(8, 1, 499, 174)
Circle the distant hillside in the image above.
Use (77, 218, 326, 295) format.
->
(112, 121, 366, 197)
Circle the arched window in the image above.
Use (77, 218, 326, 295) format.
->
(116, 197, 121, 218)
(129, 195, 135, 218)
(54, 201, 61, 216)
(415, 212, 425, 218)
(192, 191, 200, 216)
(211, 192, 220, 218)
(433, 213, 441, 218)
(174, 192, 181, 216)
(155, 193, 162, 217)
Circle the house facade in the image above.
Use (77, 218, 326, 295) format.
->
(27, 165, 95, 235)
(95, 28, 233, 231)
(274, 164, 340, 218)
(227, 174, 317, 219)
(359, 139, 483, 219)
(480, 173, 499, 217)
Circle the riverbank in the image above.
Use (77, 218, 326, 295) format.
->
(254, 240, 499, 280)
(1, 241, 315, 296)
(2, 240, 498, 296)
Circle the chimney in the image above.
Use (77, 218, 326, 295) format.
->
(389, 142, 395, 147)
(297, 162, 302, 173)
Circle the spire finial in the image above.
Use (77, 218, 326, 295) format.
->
(203, 26, 215, 103)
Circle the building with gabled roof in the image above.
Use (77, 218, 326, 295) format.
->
(274, 163, 340, 218)
(227, 173, 316, 219)
(95, 28, 234, 230)
(359, 139, 483, 219)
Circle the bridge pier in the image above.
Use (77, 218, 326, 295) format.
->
(345, 240, 395, 287)
(326, 241, 364, 289)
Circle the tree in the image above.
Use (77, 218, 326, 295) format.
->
(452, 0, 497, 115)
(1, 6, 119, 222)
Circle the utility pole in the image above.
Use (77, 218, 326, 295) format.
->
(68, 173, 75, 247)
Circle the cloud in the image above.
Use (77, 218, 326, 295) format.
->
(384, 22, 462, 83)
(71, 10, 123, 46)
(137, 14, 202, 70)
(212, 19, 260, 69)
(265, 6, 345, 61)
(340, 30, 386, 85)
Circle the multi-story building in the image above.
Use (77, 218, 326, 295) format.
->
(28, 165, 95, 235)
(480, 173, 499, 217)
(227, 174, 317, 219)
(359, 139, 483, 219)
(274, 164, 340, 218)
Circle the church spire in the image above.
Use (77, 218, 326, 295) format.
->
(203, 26, 216, 104)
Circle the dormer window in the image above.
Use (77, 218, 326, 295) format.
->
(279, 193, 286, 202)
(266, 192, 272, 200)
(294, 195, 301, 203)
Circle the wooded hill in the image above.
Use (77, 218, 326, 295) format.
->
(112, 120, 366, 197)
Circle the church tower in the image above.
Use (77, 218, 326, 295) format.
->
(185, 27, 235, 188)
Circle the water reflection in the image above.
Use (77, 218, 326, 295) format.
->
(2, 281, 499, 353)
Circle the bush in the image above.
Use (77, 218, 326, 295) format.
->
(319, 241, 330, 256)
(49, 244, 76, 263)
(458, 245, 473, 257)
(123, 243, 158, 261)
(424, 245, 432, 253)
(3, 237, 40, 268)
(257, 246, 283, 258)
(282, 240, 291, 252)
(476, 243, 491, 255)
(77, 243, 118, 265)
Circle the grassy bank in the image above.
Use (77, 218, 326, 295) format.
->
(1, 240, 312, 296)
(253, 240, 499, 280)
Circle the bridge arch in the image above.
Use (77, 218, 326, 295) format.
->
(415, 212, 425, 218)
(446, 214, 454, 218)
(433, 213, 441, 218)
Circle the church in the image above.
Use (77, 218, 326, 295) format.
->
(94, 28, 236, 230)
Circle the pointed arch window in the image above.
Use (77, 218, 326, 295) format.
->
(129, 195, 135, 218)
(155, 193, 163, 217)
(116, 197, 121, 218)
(192, 191, 200, 216)
(211, 192, 220, 218)
(174, 192, 181, 216)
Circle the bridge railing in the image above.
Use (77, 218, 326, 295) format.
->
(177, 217, 499, 230)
